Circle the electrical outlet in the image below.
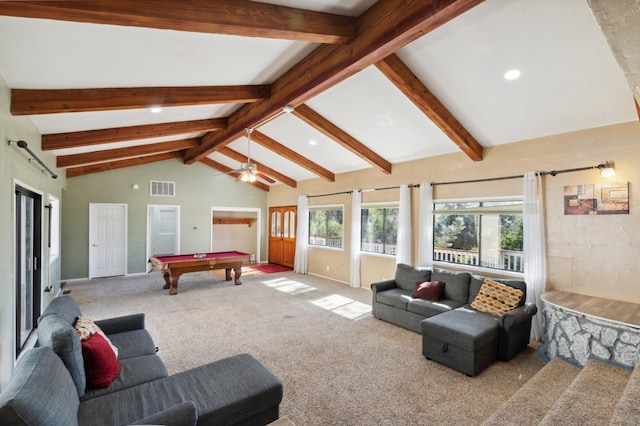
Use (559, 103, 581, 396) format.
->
(326, 265, 330, 271)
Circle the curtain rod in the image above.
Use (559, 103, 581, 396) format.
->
(432, 162, 612, 186)
(8, 140, 58, 179)
(307, 184, 420, 198)
(306, 162, 611, 198)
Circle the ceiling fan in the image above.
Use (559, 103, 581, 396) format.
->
(231, 128, 275, 184)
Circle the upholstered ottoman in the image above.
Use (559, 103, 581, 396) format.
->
(420, 307, 499, 376)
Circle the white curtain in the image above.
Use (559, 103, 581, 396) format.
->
(350, 190, 362, 288)
(395, 184, 412, 265)
(294, 195, 309, 274)
(418, 183, 433, 268)
(523, 172, 546, 341)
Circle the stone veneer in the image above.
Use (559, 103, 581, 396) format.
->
(543, 301, 640, 367)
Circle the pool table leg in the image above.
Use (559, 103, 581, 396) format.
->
(224, 266, 243, 285)
(162, 271, 180, 295)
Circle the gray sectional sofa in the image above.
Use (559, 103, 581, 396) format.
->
(371, 263, 537, 376)
(0, 296, 283, 426)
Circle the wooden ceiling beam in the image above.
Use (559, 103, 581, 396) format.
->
(66, 151, 183, 178)
(218, 146, 297, 188)
(251, 131, 335, 182)
(57, 138, 199, 168)
(11, 86, 270, 115)
(42, 118, 226, 150)
(293, 104, 392, 174)
(375, 53, 483, 161)
(199, 157, 269, 192)
(0, 0, 355, 44)
(184, 0, 484, 164)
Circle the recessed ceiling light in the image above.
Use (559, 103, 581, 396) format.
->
(504, 69, 521, 80)
(309, 139, 317, 146)
(150, 106, 162, 113)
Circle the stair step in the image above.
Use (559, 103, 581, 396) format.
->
(482, 357, 580, 426)
(610, 362, 640, 425)
(540, 359, 631, 425)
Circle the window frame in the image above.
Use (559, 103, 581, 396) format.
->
(360, 202, 399, 257)
(432, 196, 524, 276)
(308, 204, 345, 251)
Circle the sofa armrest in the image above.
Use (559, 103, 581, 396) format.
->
(371, 279, 397, 295)
(95, 313, 146, 335)
(130, 401, 197, 426)
(499, 303, 537, 331)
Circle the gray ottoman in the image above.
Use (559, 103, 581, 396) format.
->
(420, 307, 499, 376)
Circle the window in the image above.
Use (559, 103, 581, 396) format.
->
(309, 206, 343, 249)
(361, 205, 398, 255)
(433, 199, 523, 272)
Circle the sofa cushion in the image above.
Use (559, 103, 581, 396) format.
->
(37, 314, 86, 397)
(407, 298, 460, 317)
(412, 281, 444, 301)
(375, 288, 413, 310)
(77, 353, 283, 426)
(431, 268, 471, 304)
(394, 263, 431, 292)
(81, 333, 121, 388)
(471, 279, 524, 316)
(469, 275, 486, 304)
(0, 347, 80, 426)
(108, 329, 157, 360)
(421, 307, 499, 352)
(82, 354, 168, 401)
(38, 295, 82, 325)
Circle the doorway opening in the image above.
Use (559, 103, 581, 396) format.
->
(211, 207, 260, 263)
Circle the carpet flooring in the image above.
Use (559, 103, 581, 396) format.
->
(67, 270, 545, 425)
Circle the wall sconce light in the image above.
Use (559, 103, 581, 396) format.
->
(132, 184, 140, 190)
(598, 161, 615, 178)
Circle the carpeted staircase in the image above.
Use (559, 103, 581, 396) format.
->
(483, 357, 640, 425)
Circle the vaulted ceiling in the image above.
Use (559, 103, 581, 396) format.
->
(0, 0, 636, 192)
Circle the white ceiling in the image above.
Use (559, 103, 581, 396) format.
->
(0, 0, 635, 185)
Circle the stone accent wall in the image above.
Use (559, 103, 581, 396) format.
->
(543, 301, 640, 367)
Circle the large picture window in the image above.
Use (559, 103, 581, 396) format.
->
(309, 206, 344, 249)
(433, 199, 523, 272)
(361, 205, 398, 255)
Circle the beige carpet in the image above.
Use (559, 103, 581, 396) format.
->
(67, 271, 545, 425)
(482, 357, 581, 426)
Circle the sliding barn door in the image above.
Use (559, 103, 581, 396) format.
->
(268, 206, 296, 268)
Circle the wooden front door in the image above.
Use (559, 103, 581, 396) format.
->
(268, 206, 296, 268)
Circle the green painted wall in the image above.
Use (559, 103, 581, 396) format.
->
(62, 160, 268, 279)
(0, 76, 66, 390)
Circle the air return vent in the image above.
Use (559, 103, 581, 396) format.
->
(150, 180, 175, 197)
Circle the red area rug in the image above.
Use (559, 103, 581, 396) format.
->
(249, 264, 292, 274)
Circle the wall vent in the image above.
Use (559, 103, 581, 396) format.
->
(150, 181, 175, 197)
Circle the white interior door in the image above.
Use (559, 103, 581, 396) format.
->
(89, 203, 127, 278)
(149, 205, 180, 256)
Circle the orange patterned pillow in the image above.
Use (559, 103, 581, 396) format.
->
(470, 278, 523, 316)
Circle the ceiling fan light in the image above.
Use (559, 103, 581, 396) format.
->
(248, 173, 257, 183)
(240, 172, 250, 182)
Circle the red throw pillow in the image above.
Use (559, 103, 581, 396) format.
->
(81, 333, 121, 388)
(412, 281, 445, 301)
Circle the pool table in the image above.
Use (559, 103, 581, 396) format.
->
(149, 251, 251, 295)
